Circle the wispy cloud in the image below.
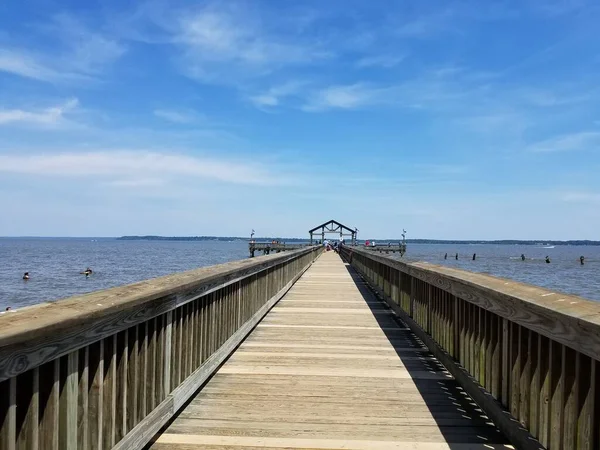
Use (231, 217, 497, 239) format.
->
(356, 54, 406, 69)
(248, 81, 307, 109)
(559, 191, 600, 203)
(165, 3, 329, 84)
(0, 14, 125, 83)
(0, 99, 79, 126)
(0, 151, 294, 186)
(153, 108, 203, 124)
(303, 83, 390, 112)
(528, 132, 600, 152)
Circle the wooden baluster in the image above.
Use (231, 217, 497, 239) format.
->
(16, 368, 39, 450)
(528, 331, 539, 437)
(77, 347, 89, 448)
(102, 336, 116, 449)
(115, 331, 128, 442)
(549, 341, 564, 449)
(38, 361, 59, 450)
(87, 340, 103, 450)
(562, 347, 578, 449)
(537, 335, 551, 448)
(576, 356, 594, 450)
(127, 326, 139, 432)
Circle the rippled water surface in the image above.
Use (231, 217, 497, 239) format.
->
(1, 239, 599, 310)
(394, 243, 600, 301)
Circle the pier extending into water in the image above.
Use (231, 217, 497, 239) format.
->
(1, 244, 599, 450)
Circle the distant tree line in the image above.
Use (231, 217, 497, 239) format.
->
(118, 236, 600, 246)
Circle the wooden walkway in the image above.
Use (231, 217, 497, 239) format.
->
(150, 251, 511, 450)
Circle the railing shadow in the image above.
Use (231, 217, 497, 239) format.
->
(340, 259, 512, 448)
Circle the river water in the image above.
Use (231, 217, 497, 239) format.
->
(1, 238, 599, 310)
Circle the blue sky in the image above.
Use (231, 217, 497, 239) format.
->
(1, 0, 599, 239)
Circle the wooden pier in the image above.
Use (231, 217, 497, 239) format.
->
(248, 242, 306, 257)
(2, 244, 600, 450)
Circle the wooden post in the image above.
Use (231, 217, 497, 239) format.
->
(59, 352, 78, 449)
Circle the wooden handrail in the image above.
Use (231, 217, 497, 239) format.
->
(0, 246, 321, 450)
(340, 245, 598, 450)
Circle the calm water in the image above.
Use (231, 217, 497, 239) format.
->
(1, 239, 599, 310)
(394, 243, 600, 302)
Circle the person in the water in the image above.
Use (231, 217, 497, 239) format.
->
(22, 272, 29, 280)
(521, 254, 526, 261)
(545, 256, 551, 264)
(472, 253, 476, 261)
(444, 253, 447, 260)
(580, 256, 585, 265)
(81, 268, 93, 277)
(455, 253, 458, 260)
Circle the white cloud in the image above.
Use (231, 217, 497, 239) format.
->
(303, 84, 389, 111)
(528, 132, 600, 152)
(356, 54, 406, 69)
(559, 191, 600, 203)
(248, 81, 306, 109)
(148, 3, 329, 84)
(0, 15, 125, 83)
(0, 99, 79, 126)
(0, 49, 63, 82)
(153, 109, 202, 124)
(0, 151, 292, 186)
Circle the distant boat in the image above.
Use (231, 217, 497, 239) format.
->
(543, 245, 555, 249)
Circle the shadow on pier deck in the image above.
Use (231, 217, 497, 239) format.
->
(149, 252, 510, 449)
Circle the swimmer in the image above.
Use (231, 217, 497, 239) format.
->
(80, 267, 93, 277)
(521, 254, 525, 261)
(23, 272, 29, 280)
(580, 256, 585, 265)
(545, 256, 551, 264)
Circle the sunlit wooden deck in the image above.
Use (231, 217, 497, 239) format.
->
(149, 251, 511, 450)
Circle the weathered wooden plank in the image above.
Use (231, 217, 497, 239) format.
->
(77, 347, 89, 449)
(155, 315, 164, 406)
(127, 325, 139, 431)
(528, 331, 539, 438)
(519, 327, 531, 427)
(163, 311, 172, 398)
(146, 318, 157, 413)
(138, 321, 148, 420)
(16, 368, 39, 450)
(549, 341, 564, 449)
(38, 360, 59, 450)
(344, 247, 600, 364)
(0, 248, 317, 383)
(0, 377, 16, 450)
(115, 330, 128, 443)
(576, 356, 594, 450)
(59, 352, 78, 450)
(537, 335, 551, 448)
(491, 315, 501, 400)
(563, 347, 578, 450)
(501, 318, 509, 407)
(509, 323, 520, 418)
(102, 335, 116, 449)
(87, 340, 103, 450)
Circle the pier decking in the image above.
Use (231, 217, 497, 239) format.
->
(4, 241, 599, 450)
(150, 252, 509, 449)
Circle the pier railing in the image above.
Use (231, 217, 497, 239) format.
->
(340, 245, 599, 450)
(0, 246, 320, 450)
